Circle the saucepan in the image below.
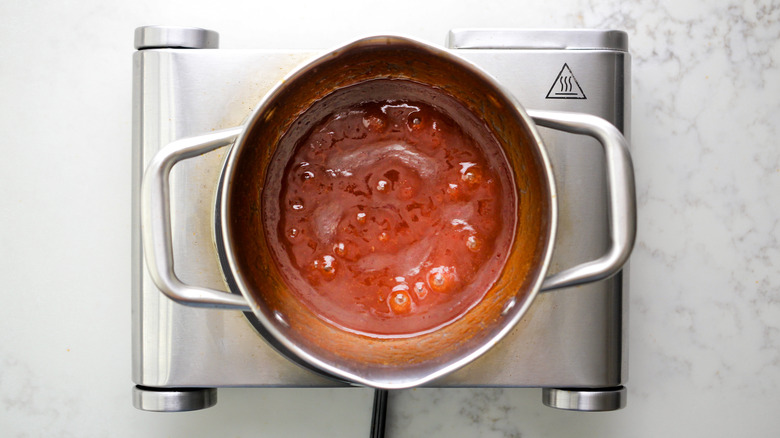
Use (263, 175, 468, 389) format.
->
(141, 35, 635, 389)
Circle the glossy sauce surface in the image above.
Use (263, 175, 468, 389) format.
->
(267, 82, 516, 336)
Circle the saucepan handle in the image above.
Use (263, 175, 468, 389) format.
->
(141, 127, 251, 310)
(526, 110, 636, 292)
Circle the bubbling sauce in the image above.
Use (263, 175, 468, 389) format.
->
(264, 80, 516, 337)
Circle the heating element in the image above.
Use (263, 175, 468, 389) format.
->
(131, 26, 631, 412)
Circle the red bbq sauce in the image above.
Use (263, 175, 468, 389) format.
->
(264, 80, 516, 337)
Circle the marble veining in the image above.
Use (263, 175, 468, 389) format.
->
(594, 0, 780, 398)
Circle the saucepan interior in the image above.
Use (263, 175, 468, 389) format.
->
(220, 36, 556, 388)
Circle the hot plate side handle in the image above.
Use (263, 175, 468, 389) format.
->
(527, 110, 637, 292)
(141, 127, 251, 310)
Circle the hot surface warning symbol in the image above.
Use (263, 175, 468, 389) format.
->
(546, 63, 586, 99)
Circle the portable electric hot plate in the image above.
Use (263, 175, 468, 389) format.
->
(131, 26, 633, 412)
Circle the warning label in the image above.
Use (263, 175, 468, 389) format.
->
(545, 63, 586, 99)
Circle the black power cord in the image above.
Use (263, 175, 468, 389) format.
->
(369, 389, 389, 438)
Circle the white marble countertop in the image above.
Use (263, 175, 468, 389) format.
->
(1, 0, 778, 436)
